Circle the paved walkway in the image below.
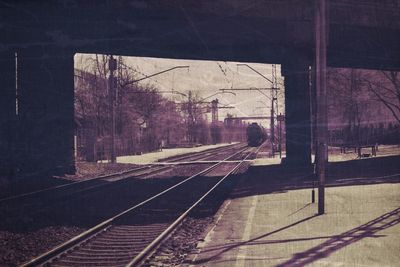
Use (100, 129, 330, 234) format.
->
(184, 176, 400, 266)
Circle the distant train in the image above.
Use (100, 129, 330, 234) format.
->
(246, 123, 267, 147)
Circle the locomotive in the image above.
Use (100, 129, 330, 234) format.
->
(246, 122, 267, 147)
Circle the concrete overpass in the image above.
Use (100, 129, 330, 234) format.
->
(1, 0, 399, 177)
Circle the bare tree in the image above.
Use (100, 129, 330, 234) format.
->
(364, 71, 400, 124)
(181, 91, 211, 144)
(327, 68, 372, 144)
(74, 55, 111, 161)
(75, 54, 194, 158)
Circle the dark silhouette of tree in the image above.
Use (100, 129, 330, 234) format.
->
(364, 71, 400, 124)
(327, 68, 371, 144)
(181, 91, 210, 144)
(327, 68, 399, 146)
(74, 55, 187, 160)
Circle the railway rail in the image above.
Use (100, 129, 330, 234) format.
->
(21, 145, 261, 267)
(0, 143, 245, 206)
(1, 143, 247, 227)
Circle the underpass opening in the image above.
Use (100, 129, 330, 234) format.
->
(73, 54, 286, 167)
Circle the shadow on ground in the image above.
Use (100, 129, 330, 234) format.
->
(0, 175, 199, 232)
(231, 155, 400, 200)
(187, 207, 400, 266)
(276, 207, 400, 267)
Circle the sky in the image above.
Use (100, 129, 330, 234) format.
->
(75, 54, 285, 127)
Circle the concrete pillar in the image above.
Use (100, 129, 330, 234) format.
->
(0, 52, 17, 180)
(18, 48, 75, 176)
(282, 54, 312, 166)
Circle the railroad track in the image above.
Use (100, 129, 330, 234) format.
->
(0, 145, 247, 227)
(21, 145, 260, 267)
(0, 143, 245, 206)
(158, 143, 245, 163)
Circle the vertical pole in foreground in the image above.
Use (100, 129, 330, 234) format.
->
(315, 0, 328, 215)
(109, 55, 117, 163)
(278, 113, 282, 159)
(271, 65, 277, 157)
(270, 96, 275, 157)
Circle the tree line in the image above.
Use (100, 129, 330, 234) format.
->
(74, 55, 246, 162)
(326, 68, 400, 146)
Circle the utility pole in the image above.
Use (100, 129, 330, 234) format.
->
(277, 113, 284, 158)
(315, 0, 328, 215)
(187, 91, 194, 143)
(271, 64, 280, 158)
(182, 91, 234, 143)
(234, 64, 278, 155)
(270, 96, 275, 156)
(109, 55, 117, 163)
(220, 86, 278, 154)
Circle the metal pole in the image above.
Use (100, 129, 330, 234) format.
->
(315, 0, 328, 215)
(109, 56, 117, 163)
(188, 91, 193, 143)
(279, 113, 282, 158)
(270, 65, 276, 158)
(270, 96, 275, 157)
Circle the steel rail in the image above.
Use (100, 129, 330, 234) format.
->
(127, 145, 263, 266)
(0, 165, 150, 203)
(146, 160, 252, 165)
(20, 146, 249, 267)
(158, 142, 243, 162)
(4, 144, 246, 223)
(0, 143, 242, 204)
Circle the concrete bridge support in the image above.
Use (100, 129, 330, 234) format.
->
(17, 49, 75, 176)
(0, 52, 17, 180)
(282, 55, 312, 166)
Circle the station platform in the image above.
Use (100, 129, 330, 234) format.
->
(115, 143, 237, 165)
(184, 170, 400, 266)
(251, 145, 400, 167)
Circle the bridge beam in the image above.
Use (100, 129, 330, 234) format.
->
(18, 49, 75, 176)
(282, 54, 312, 166)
